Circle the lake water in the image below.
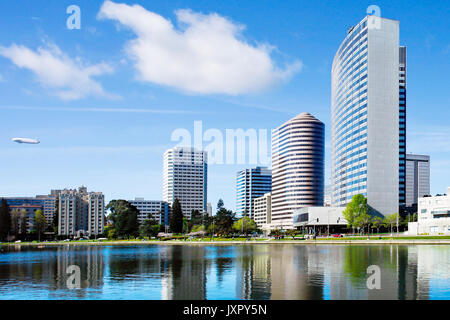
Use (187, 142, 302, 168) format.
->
(0, 243, 449, 300)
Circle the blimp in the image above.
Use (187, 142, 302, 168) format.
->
(12, 137, 40, 144)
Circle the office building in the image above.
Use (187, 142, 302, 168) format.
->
(128, 198, 169, 225)
(8, 204, 43, 233)
(408, 188, 450, 235)
(163, 147, 207, 219)
(4, 192, 59, 224)
(206, 202, 212, 216)
(271, 112, 325, 229)
(331, 16, 404, 216)
(405, 154, 430, 209)
(58, 186, 104, 237)
(253, 193, 272, 229)
(236, 166, 272, 219)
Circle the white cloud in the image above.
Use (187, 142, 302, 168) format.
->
(98, 1, 301, 95)
(0, 42, 116, 100)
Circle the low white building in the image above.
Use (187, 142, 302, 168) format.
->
(292, 207, 347, 234)
(408, 187, 450, 235)
(253, 193, 271, 233)
(128, 198, 170, 225)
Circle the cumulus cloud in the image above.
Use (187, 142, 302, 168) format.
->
(98, 1, 301, 95)
(0, 42, 116, 100)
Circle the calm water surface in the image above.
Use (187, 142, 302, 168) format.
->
(0, 244, 449, 300)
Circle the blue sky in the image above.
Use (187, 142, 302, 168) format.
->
(0, 0, 449, 212)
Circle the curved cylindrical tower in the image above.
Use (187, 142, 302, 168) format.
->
(271, 112, 325, 228)
(331, 16, 400, 216)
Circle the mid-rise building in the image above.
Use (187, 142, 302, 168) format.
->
(8, 204, 43, 233)
(58, 186, 104, 237)
(331, 16, 404, 216)
(405, 154, 430, 209)
(128, 198, 170, 225)
(253, 193, 272, 229)
(4, 192, 58, 224)
(408, 188, 450, 235)
(236, 167, 272, 219)
(271, 112, 325, 229)
(163, 147, 207, 219)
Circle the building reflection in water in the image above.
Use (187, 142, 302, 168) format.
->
(1, 244, 450, 299)
(160, 245, 209, 300)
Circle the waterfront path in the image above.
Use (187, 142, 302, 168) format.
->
(4, 238, 450, 246)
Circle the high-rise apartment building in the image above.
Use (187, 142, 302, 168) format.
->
(405, 154, 430, 208)
(128, 198, 170, 225)
(236, 166, 272, 219)
(58, 186, 104, 237)
(331, 16, 404, 216)
(163, 147, 207, 218)
(271, 112, 325, 229)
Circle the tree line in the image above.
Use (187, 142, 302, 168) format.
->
(104, 198, 259, 240)
(342, 194, 418, 235)
(0, 198, 48, 242)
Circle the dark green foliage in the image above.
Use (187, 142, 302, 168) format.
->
(106, 200, 140, 239)
(0, 199, 11, 241)
(169, 198, 184, 233)
(139, 218, 161, 238)
(214, 199, 236, 236)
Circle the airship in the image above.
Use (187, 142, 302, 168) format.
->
(12, 137, 40, 144)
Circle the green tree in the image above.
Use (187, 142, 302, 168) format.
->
(232, 216, 258, 235)
(0, 199, 11, 241)
(384, 213, 399, 235)
(106, 200, 140, 239)
(169, 198, 184, 234)
(139, 218, 161, 238)
(187, 209, 202, 232)
(10, 209, 20, 240)
(354, 212, 372, 236)
(285, 229, 298, 240)
(371, 216, 384, 234)
(215, 199, 235, 236)
(343, 194, 369, 234)
(20, 209, 28, 239)
(34, 209, 46, 242)
(269, 228, 282, 238)
(191, 225, 205, 233)
(207, 223, 216, 238)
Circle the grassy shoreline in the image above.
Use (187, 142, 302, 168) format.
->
(3, 236, 450, 246)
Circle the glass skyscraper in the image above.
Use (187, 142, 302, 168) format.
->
(236, 166, 272, 219)
(331, 15, 404, 216)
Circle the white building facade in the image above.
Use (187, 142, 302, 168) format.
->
(271, 112, 325, 229)
(253, 193, 272, 230)
(408, 188, 450, 235)
(292, 207, 347, 234)
(331, 16, 403, 216)
(163, 147, 207, 218)
(58, 186, 104, 237)
(128, 198, 170, 225)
